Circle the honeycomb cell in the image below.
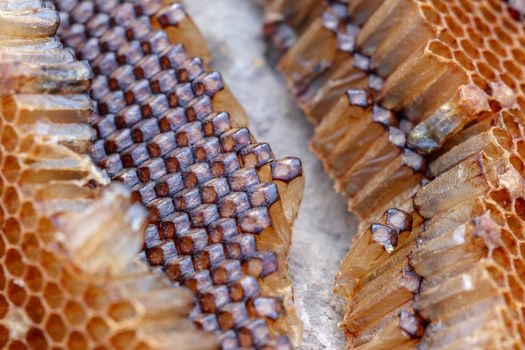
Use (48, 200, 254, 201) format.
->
(45, 314, 67, 342)
(67, 331, 88, 350)
(110, 330, 136, 349)
(25, 328, 47, 350)
(24, 297, 45, 324)
(43, 283, 64, 309)
(86, 316, 110, 342)
(2, 156, 21, 183)
(5, 249, 24, 277)
(4, 218, 21, 245)
(3, 187, 20, 215)
(63, 300, 86, 326)
(24, 266, 43, 293)
(1, 125, 18, 153)
(7, 280, 26, 307)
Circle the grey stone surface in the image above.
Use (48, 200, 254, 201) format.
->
(186, 1, 357, 349)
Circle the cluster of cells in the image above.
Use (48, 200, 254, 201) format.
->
(470, 110, 525, 347)
(263, 0, 525, 348)
(275, 1, 427, 224)
(0, 2, 210, 349)
(416, 0, 525, 110)
(409, 108, 525, 348)
(52, 1, 302, 349)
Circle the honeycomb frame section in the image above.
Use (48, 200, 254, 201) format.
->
(53, 0, 305, 349)
(263, 0, 525, 349)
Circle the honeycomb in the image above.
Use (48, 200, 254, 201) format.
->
(264, 0, 525, 348)
(336, 108, 525, 349)
(0, 1, 215, 349)
(52, 1, 305, 349)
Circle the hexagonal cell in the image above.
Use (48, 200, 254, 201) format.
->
(7, 279, 27, 306)
(86, 316, 110, 341)
(110, 330, 136, 349)
(43, 282, 64, 309)
(4, 217, 21, 245)
(499, 228, 519, 257)
(3, 186, 20, 215)
(5, 248, 25, 277)
(1, 125, 19, 153)
(2, 156, 21, 184)
(26, 327, 47, 350)
(21, 233, 40, 262)
(508, 273, 525, 301)
(83, 285, 109, 311)
(45, 313, 67, 342)
(67, 331, 88, 350)
(503, 59, 523, 80)
(63, 300, 86, 326)
(24, 296, 45, 324)
(24, 266, 43, 292)
(490, 189, 513, 211)
(107, 301, 137, 322)
(492, 246, 512, 269)
(514, 197, 525, 221)
(485, 201, 507, 226)
(481, 50, 501, 71)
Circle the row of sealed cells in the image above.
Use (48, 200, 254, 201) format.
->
(90, 70, 213, 133)
(59, 0, 175, 35)
(89, 67, 214, 134)
(100, 132, 271, 198)
(190, 283, 288, 349)
(61, 9, 198, 82)
(192, 284, 284, 330)
(87, 47, 210, 104)
(146, 227, 278, 282)
(89, 73, 228, 157)
(199, 309, 287, 349)
(62, 10, 200, 82)
(130, 157, 274, 214)
(113, 156, 274, 223)
(94, 109, 250, 179)
(58, 0, 182, 48)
